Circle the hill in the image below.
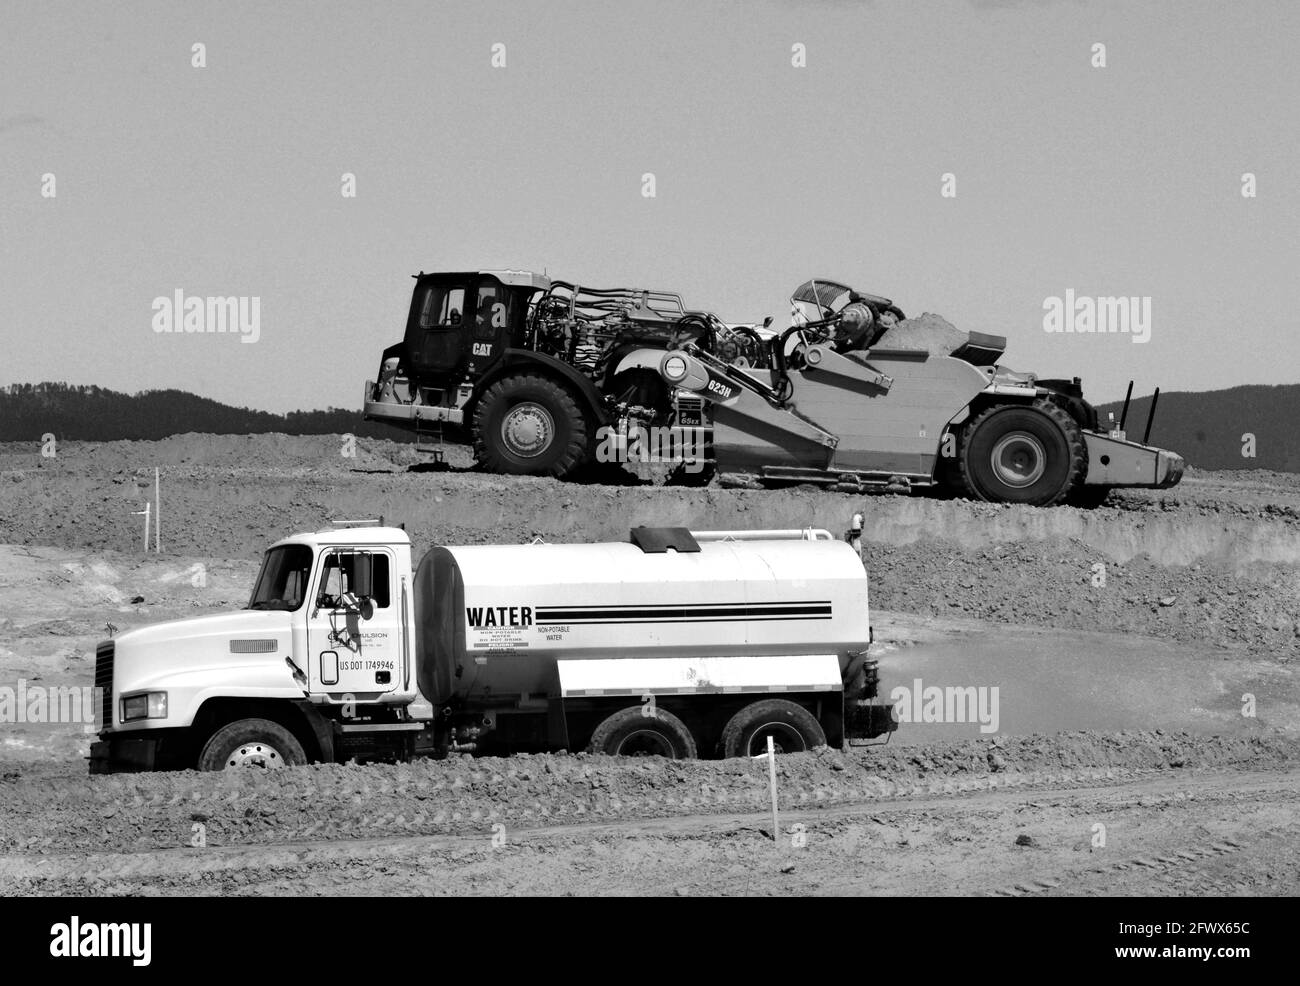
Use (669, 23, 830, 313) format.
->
(1095, 384, 1300, 473)
(0, 383, 413, 443)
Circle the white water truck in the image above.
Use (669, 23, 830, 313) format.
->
(89, 520, 894, 772)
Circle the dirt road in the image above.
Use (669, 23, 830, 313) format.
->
(2, 758, 1295, 896)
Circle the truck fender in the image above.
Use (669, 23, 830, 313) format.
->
(476, 350, 611, 427)
(131, 665, 306, 731)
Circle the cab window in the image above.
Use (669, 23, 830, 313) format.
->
(418, 285, 466, 329)
(248, 545, 313, 611)
(473, 284, 513, 341)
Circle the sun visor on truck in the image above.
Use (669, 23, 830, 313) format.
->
(557, 653, 843, 698)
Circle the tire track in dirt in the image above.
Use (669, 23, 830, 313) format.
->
(3, 732, 1296, 857)
(984, 836, 1253, 897)
(4, 768, 1295, 897)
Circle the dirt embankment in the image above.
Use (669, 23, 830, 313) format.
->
(1, 436, 1297, 655)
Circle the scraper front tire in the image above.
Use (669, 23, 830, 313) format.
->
(473, 373, 589, 478)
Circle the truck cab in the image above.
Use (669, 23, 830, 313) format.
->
(90, 527, 419, 772)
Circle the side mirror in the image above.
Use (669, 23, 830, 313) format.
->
(350, 553, 373, 599)
(762, 315, 774, 328)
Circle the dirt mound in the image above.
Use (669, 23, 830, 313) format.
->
(0, 730, 1292, 856)
(869, 540, 1300, 654)
(1, 434, 424, 475)
(874, 312, 966, 355)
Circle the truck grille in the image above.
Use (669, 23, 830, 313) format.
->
(95, 640, 114, 728)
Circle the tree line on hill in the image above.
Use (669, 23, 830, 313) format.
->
(0, 382, 413, 442)
(2, 381, 1297, 472)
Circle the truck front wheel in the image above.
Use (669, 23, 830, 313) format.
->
(197, 718, 307, 771)
(588, 706, 698, 759)
(719, 699, 826, 758)
(473, 373, 590, 478)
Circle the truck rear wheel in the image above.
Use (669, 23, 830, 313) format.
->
(719, 699, 826, 758)
(197, 718, 307, 771)
(957, 400, 1084, 506)
(473, 373, 589, 478)
(588, 706, 698, 759)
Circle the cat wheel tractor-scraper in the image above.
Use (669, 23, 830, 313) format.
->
(363, 270, 1184, 507)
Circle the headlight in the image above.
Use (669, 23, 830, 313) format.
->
(121, 692, 168, 722)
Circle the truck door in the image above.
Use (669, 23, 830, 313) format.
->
(306, 548, 402, 700)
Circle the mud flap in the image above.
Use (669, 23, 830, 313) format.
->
(845, 702, 899, 742)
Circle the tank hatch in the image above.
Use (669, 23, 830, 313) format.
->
(629, 527, 701, 553)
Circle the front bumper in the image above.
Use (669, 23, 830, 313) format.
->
(361, 379, 464, 427)
(89, 731, 191, 774)
(1083, 432, 1184, 489)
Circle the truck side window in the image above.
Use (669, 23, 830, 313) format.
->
(369, 554, 390, 608)
(318, 552, 391, 609)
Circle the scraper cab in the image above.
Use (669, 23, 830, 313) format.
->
(787, 279, 908, 358)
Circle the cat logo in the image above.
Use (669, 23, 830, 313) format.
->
(472, 343, 493, 357)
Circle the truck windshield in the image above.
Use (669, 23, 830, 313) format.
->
(247, 545, 313, 611)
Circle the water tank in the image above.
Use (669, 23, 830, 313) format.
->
(413, 536, 869, 705)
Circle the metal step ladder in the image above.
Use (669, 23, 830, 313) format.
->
(413, 396, 446, 464)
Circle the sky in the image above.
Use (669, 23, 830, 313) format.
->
(2, 0, 1298, 413)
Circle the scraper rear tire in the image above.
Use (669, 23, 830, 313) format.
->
(958, 400, 1085, 506)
